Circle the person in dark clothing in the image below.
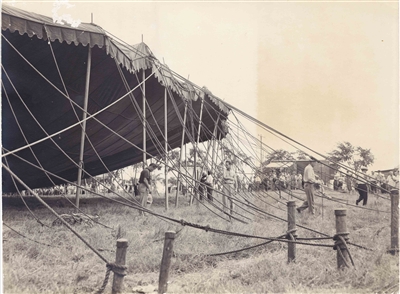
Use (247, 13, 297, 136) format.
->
(138, 163, 158, 216)
(198, 172, 207, 201)
(356, 167, 369, 206)
(205, 171, 214, 202)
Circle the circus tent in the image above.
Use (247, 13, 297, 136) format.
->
(1, 5, 229, 192)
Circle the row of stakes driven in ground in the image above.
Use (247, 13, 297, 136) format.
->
(97, 194, 399, 294)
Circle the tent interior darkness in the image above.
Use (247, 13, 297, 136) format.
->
(1, 5, 229, 192)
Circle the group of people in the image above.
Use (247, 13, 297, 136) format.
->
(340, 169, 397, 195)
(197, 160, 236, 216)
(136, 161, 236, 216)
(250, 170, 304, 192)
(354, 167, 399, 206)
(135, 159, 399, 218)
(198, 170, 214, 202)
(296, 158, 399, 215)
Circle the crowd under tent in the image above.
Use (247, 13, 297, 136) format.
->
(263, 161, 295, 172)
(1, 5, 229, 193)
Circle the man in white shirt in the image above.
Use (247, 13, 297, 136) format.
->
(297, 158, 317, 214)
(387, 168, 399, 195)
(223, 160, 236, 216)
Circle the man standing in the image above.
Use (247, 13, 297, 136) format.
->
(345, 171, 353, 194)
(198, 171, 208, 202)
(138, 163, 158, 216)
(223, 160, 236, 216)
(387, 168, 399, 195)
(356, 166, 369, 206)
(370, 171, 377, 194)
(205, 170, 214, 202)
(376, 171, 383, 194)
(297, 158, 317, 214)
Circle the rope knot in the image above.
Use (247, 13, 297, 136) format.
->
(333, 234, 349, 250)
(107, 262, 127, 276)
(205, 225, 210, 232)
(180, 219, 187, 226)
(286, 229, 297, 240)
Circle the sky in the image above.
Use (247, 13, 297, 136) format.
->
(3, 0, 399, 171)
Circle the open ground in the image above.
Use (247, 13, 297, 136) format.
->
(2, 188, 399, 293)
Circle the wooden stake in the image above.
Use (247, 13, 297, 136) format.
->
(389, 192, 399, 255)
(334, 209, 350, 269)
(287, 201, 296, 263)
(158, 231, 175, 294)
(112, 239, 128, 294)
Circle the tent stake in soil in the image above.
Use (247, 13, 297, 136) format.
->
(287, 200, 297, 263)
(389, 191, 399, 255)
(158, 231, 176, 294)
(334, 209, 350, 269)
(112, 239, 128, 294)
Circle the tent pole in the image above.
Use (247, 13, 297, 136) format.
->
(321, 164, 324, 219)
(164, 88, 169, 211)
(192, 97, 204, 206)
(211, 114, 220, 172)
(75, 46, 91, 209)
(142, 70, 146, 168)
(175, 102, 187, 207)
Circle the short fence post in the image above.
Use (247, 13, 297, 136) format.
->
(389, 192, 399, 255)
(287, 200, 297, 263)
(158, 231, 176, 294)
(112, 239, 128, 294)
(334, 209, 350, 269)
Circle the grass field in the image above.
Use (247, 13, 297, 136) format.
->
(2, 188, 399, 293)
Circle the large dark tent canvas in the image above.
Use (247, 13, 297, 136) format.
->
(1, 5, 229, 192)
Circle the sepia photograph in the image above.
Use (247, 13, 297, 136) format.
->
(1, 1, 399, 293)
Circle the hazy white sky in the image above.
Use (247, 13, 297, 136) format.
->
(4, 1, 399, 171)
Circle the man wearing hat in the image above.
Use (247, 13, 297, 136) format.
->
(355, 166, 369, 206)
(297, 157, 317, 214)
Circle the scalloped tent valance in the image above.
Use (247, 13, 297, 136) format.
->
(1, 5, 229, 113)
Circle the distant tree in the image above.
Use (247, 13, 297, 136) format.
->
(328, 141, 374, 171)
(295, 150, 308, 160)
(253, 149, 295, 177)
(353, 147, 374, 171)
(188, 147, 206, 164)
(328, 142, 354, 163)
(165, 150, 180, 172)
(265, 149, 295, 162)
